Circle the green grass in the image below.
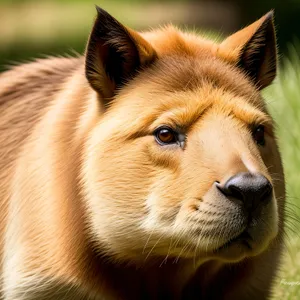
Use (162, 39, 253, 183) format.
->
(264, 46, 300, 299)
(0, 0, 219, 71)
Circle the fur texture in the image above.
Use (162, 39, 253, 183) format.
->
(0, 7, 285, 300)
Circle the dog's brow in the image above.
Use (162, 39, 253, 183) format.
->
(150, 104, 210, 131)
(229, 99, 272, 126)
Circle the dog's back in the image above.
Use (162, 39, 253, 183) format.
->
(0, 57, 80, 287)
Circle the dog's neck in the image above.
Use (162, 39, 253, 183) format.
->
(82, 249, 223, 299)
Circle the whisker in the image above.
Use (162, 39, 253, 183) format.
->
(142, 226, 155, 254)
(145, 232, 165, 261)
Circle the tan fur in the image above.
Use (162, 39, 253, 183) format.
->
(0, 8, 285, 300)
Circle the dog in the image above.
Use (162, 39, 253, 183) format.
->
(0, 6, 285, 299)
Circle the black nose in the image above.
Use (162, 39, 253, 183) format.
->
(217, 172, 273, 211)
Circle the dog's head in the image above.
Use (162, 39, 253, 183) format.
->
(82, 7, 285, 263)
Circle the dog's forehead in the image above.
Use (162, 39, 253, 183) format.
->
(112, 55, 268, 134)
(150, 56, 259, 99)
(112, 57, 269, 137)
(148, 88, 270, 131)
(127, 55, 261, 107)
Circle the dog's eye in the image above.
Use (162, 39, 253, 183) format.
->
(253, 125, 265, 146)
(154, 126, 177, 145)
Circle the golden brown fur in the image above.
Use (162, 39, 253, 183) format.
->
(0, 7, 285, 300)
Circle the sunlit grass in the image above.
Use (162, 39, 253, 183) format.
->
(0, 0, 220, 71)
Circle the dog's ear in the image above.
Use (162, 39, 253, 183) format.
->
(85, 6, 156, 99)
(218, 11, 277, 90)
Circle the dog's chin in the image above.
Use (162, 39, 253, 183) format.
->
(175, 216, 279, 263)
(211, 231, 259, 262)
(209, 223, 278, 262)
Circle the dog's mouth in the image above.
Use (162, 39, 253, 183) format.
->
(214, 230, 253, 252)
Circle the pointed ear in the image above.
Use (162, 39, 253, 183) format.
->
(85, 6, 156, 99)
(218, 11, 277, 90)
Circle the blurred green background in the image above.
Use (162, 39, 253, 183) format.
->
(1, 0, 299, 299)
(1, 0, 300, 71)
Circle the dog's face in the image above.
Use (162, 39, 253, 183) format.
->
(83, 8, 285, 263)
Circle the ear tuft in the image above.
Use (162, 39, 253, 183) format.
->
(238, 11, 277, 89)
(85, 6, 156, 99)
(218, 11, 277, 90)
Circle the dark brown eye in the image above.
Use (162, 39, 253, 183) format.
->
(155, 127, 177, 145)
(253, 125, 265, 146)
